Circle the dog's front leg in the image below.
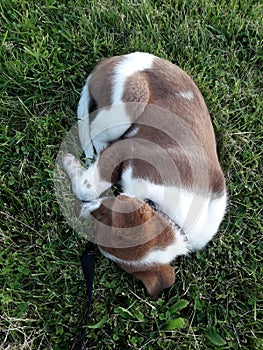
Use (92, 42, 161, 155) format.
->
(62, 153, 111, 201)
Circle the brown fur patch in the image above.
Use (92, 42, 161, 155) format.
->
(122, 71, 150, 121)
(117, 263, 175, 299)
(95, 195, 175, 259)
(89, 56, 121, 109)
(140, 57, 225, 193)
(122, 123, 195, 187)
(82, 196, 176, 298)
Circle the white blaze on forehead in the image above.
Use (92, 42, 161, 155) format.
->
(112, 52, 154, 103)
(178, 90, 194, 101)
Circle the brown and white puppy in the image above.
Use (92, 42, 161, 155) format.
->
(63, 52, 227, 298)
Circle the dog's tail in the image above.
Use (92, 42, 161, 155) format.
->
(77, 74, 94, 161)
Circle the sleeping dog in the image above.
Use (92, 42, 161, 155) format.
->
(63, 52, 227, 298)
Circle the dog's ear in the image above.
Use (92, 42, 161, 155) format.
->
(112, 194, 153, 228)
(132, 265, 175, 299)
(110, 195, 174, 250)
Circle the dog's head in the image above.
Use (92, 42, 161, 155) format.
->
(85, 194, 183, 298)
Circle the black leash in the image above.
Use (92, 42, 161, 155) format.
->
(76, 241, 97, 350)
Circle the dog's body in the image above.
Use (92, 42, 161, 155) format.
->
(63, 52, 226, 297)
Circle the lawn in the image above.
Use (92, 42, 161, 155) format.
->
(0, 0, 262, 349)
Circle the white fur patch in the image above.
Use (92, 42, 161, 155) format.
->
(63, 154, 111, 201)
(90, 104, 131, 154)
(99, 230, 189, 267)
(187, 192, 227, 250)
(178, 90, 194, 101)
(113, 52, 154, 103)
(77, 75, 94, 159)
(121, 166, 226, 252)
(124, 126, 140, 138)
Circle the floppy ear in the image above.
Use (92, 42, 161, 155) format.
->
(109, 194, 171, 247)
(132, 265, 175, 299)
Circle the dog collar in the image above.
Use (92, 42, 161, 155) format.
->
(144, 198, 187, 237)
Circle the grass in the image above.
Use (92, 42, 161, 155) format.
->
(0, 0, 262, 349)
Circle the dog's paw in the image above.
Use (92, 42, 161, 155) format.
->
(63, 159, 99, 201)
(62, 153, 96, 201)
(62, 153, 110, 202)
(62, 153, 81, 177)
